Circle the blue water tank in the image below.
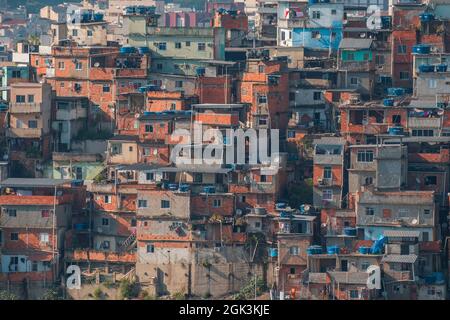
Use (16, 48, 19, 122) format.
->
(419, 65, 435, 73)
(196, 67, 206, 76)
(388, 127, 404, 136)
(203, 186, 216, 194)
(269, 248, 278, 257)
(276, 202, 287, 210)
(343, 227, 357, 237)
(74, 223, 89, 231)
(383, 98, 394, 107)
(434, 272, 445, 284)
(279, 211, 291, 219)
(419, 13, 434, 22)
(436, 64, 448, 72)
(387, 87, 405, 96)
(358, 246, 371, 254)
(120, 46, 136, 54)
(412, 44, 431, 55)
(137, 47, 150, 55)
(168, 183, 178, 191)
(327, 246, 340, 255)
(94, 13, 104, 21)
(178, 184, 190, 192)
(307, 245, 323, 255)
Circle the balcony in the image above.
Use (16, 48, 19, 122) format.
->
(278, 18, 308, 29)
(7, 128, 43, 138)
(339, 61, 374, 72)
(10, 103, 42, 113)
(115, 68, 147, 78)
(55, 107, 87, 121)
(408, 117, 441, 128)
(316, 178, 334, 187)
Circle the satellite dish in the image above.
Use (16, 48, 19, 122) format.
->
(411, 219, 418, 225)
(94, 62, 100, 67)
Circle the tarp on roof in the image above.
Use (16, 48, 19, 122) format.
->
(339, 38, 374, 50)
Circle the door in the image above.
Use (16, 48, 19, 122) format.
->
(341, 260, 348, 272)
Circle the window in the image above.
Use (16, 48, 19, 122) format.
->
(58, 61, 65, 69)
(398, 45, 407, 54)
(41, 210, 50, 218)
(258, 65, 265, 73)
(357, 150, 374, 162)
(28, 120, 38, 128)
(422, 232, 429, 242)
(15, 95, 25, 103)
(185, 41, 191, 46)
(365, 176, 373, 186)
(289, 246, 299, 256)
(39, 233, 49, 243)
(75, 62, 82, 70)
(350, 77, 359, 85)
(349, 290, 359, 299)
(255, 222, 261, 228)
(145, 124, 153, 133)
(12, 70, 21, 78)
(32, 262, 38, 272)
(198, 43, 206, 51)
(10, 232, 19, 241)
(157, 63, 163, 70)
(28, 95, 34, 103)
(347, 52, 355, 61)
(171, 102, 176, 110)
(129, 146, 133, 152)
(428, 79, 437, 89)
(392, 114, 401, 124)
(158, 42, 167, 50)
(361, 262, 370, 270)
(87, 30, 93, 37)
(102, 84, 110, 92)
(258, 95, 267, 104)
(239, 195, 246, 203)
(323, 167, 332, 179)
(104, 195, 112, 204)
(193, 173, 203, 183)
(102, 218, 109, 226)
(146, 244, 155, 253)
(146, 172, 154, 181)
(412, 129, 434, 137)
(365, 207, 374, 215)
(175, 81, 183, 88)
(399, 71, 409, 80)
(72, 29, 78, 36)
(312, 11, 321, 19)
(331, 9, 337, 15)
(213, 199, 222, 208)
(423, 209, 431, 215)
(311, 31, 321, 39)
(161, 200, 170, 209)
(425, 176, 437, 185)
(175, 42, 182, 49)
(322, 189, 333, 201)
(101, 241, 110, 249)
(7, 209, 16, 217)
(138, 200, 148, 208)
(290, 267, 296, 275)
(313, 92, 321, 101)
(375, 55, 385, 65)
(288, 130, 295, 138)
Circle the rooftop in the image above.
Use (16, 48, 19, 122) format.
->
(0, 178, 73, 188)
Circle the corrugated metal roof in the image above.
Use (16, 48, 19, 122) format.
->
(339, 38, 373, 50)
(0, 178, 72, 188)
(382, 254, 418, 264)
(383, 230, 421, 238)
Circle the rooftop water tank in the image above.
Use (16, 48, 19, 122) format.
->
(268, 248, 278, 257)
(276, 202, 287, 210)
(120, 46, 136, 54)
(138, 47, 150, 55)
(203, 186, 216, 194)
(168, 183, 178, 191)
(94, 13, 104, 21)
(387, 87, 405, 97)
(327, 246, 340, 255)
(307, 245, 323, 255)
(383, 98, 394, 107)
(178, 184, 190, 192)
(419, 13, 434, 22)
(388, 127, 404, 136)
(419, 65, 435, 73)
(412, 44, 431, 55)
(436, 64, 448, 72)
(343, 227, 357, 237)
(358, 246, 371, 254)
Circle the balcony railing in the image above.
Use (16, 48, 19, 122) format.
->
(408, 117, 441, 128)
(55, 108, 87, 120)
(7, 128, 43, 138)
(10, 103, 42, 113)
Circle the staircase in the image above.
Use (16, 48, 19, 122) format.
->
(120, 232, 137, 252)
